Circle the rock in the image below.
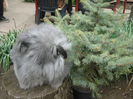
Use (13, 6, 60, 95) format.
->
(1, 67, 73, 99)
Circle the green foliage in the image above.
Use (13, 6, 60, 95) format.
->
(24, 0, 75, 4)
(120, 20, 133, 73)
(122, 20, 133, 38)
(0, 30, 19, 72)
(24, 0, 34, 2)
(45, 0, 133, 97)
(72, 0, 76, 5)
(103, 0, 112, 2)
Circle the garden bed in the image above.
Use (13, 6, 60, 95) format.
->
(1, 71, 133, 99)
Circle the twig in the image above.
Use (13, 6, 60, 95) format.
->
(125, 76, 133, 93)
(117, 62, 133, 66)
(13, 18, 17, 29)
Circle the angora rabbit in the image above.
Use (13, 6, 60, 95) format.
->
(10, 24, 71, 89)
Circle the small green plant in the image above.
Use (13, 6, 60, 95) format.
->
(0, 30, 19, 72)
(24, 0, 35, 2)
(122, 20, 133, 37)
(72, 0, 76, 5)
(121, 20, 133, 73)
(103, 0, 112, 2)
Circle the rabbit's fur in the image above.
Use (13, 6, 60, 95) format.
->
(10, 24, 71, 89)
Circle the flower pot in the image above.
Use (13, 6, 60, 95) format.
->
(73, 86, 95, 99)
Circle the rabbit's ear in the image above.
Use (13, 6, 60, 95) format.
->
(57, 45, 67, 59)
(19, 41, 30, 53)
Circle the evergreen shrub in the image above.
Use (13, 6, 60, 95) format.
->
(45, 0, 133, 97)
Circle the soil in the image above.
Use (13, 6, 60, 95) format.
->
(100, 76, 133, 99)
(1, 69, 133, 99)
(0, 67, 9, 99)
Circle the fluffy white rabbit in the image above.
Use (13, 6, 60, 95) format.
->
(10, 24, 71, 89)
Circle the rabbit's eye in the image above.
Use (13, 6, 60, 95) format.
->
(20, 42, 30, 53)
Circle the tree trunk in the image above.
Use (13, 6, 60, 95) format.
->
(1, 67, 73, 99)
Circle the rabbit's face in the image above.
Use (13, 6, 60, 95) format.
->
(12, 34, 67, 67)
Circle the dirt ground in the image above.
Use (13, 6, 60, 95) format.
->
(100, 76, 133, 99)
(0, 69, 9, 99)
(1, 71, 133, 99)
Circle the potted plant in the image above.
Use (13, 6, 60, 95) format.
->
(45, 0, 133, 98)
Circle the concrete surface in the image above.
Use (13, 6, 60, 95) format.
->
(0, 0, 36, 35)
(0, 0, 131, 36)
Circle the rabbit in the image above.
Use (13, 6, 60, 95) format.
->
(10, 23, 71, 89)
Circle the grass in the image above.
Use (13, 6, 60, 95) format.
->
(0, 30, 20, 72)
(123, 20, 133, 36)
(122, 20, 133, 73)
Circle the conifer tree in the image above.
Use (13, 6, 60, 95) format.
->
(45, 0, 133, 97)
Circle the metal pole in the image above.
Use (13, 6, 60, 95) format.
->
(123, 0, 127, 13)
(75, 0, 79, 12)
(35, 0, 38, 21)
(113, 0, 119, 13)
